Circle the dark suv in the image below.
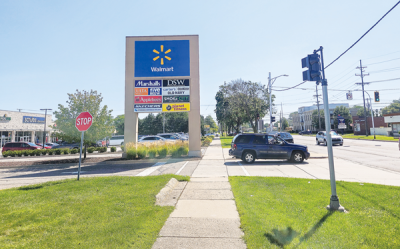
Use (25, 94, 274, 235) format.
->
(229, 134, 310, 164)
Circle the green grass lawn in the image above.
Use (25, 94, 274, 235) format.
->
(220, 136, 234, 148)
(0, 175, 189, 248)
(342, 134, 399, 141)
(230, 177, 400, 248)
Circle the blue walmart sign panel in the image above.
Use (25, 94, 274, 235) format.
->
(135, 40, 190, 77)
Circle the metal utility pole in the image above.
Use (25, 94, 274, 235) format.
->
(315, 46, 343, 211)
(356, 60, 369, 136)
(40, 109, 52, 148)
(268, 73, 288, 132)
(314, 85, 322, 130)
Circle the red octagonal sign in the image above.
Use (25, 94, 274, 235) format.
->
(75, 112, 93, 132)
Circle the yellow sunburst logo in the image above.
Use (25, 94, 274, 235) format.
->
(153, 45, 171, 65)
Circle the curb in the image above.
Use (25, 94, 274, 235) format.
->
(155, 178, 180, 206)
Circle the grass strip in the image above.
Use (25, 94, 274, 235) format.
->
(220, 136, 234, 148)
(0, 175, 189, 248)
(230, 177, 400, 248)
(342, 134, 399, 141)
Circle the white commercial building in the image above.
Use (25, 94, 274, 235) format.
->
(292, 103, 349, 132)
(0, 110, 55, 147)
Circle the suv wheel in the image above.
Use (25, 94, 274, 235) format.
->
(291, 151, 304, 163)
(242, 151, 255, 164)
(316, 139, 320, 145)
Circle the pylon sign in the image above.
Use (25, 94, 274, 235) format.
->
(346, 91, 353, 100)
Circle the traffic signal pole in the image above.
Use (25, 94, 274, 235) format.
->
(315, 47, 344, 211)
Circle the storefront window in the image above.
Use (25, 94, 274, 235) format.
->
(393, 123, 400, 133)
(15, 131, 31, 142)
(0, 131, 12, 146)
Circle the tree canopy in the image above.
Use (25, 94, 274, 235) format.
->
(114, 115, 124, 135)
(53, 89, 114, 145)
(215, 79, 273, 133)
(381, 98, 400, 115)
(333, 106, 352, 129)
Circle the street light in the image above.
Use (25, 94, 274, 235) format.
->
(40, 109, 52, 148)
(268, 73, 288, 131)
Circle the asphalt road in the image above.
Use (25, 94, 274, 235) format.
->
(292, 135, 400, 173)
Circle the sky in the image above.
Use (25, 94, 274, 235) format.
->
(1, 0, 399, 123)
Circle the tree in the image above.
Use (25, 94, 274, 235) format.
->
(114, 115, 124, 135)
(312, 109, 325, 130)
(54, 89, 114, 158)
(333, 106, 352, 129)
(381, 98, 400, 115)
(138, 112, 189, 135)
(204, 115, 218, 133)
(216, 79, 273, 133)
(281, 117, 289, 130)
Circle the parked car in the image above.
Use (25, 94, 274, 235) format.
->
(138, 136, 167, 143)
(316, 131, 343, 146)
(109, 135, 124, 146)
(268, 132, 294, 143)
(56, 141, 80, 150)
(157, 133, 185, 141)
(35, 143, 52, 149)
(299, 130, 312, 135)
(2, 142, 42, 152)
(45, 142, 60, 148)
(228, 132, 237, 136)
(229, 133, 310, 164)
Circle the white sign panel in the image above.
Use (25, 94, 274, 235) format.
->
(338, 124, 347, 129)
(162, 86, 190, 96)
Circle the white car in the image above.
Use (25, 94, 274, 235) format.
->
(138, 136, 167, 143)
(109, 135, 124, 146)
(316, 131, 343, 146)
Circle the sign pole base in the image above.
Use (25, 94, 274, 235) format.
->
(78, 131, 84, 180)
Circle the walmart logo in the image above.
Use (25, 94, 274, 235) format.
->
(153, 45, 171, 65)
(135, 40, 190, 77)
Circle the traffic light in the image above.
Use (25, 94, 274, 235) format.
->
(374, 91, 380, 102)
(271, 116, 276, 122)
(301, 54, 322, 82)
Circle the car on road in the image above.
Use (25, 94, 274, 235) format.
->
(299, 130, 312, 135)
(35, 143, 52, 149)
(138, 135, 167, 143)
(229, 133, 310, 164)
(2, 142, 42, 152)
(45, 142, 60, 148)
(268, 131, 294, 143)
(316, 131, 343, 146)
(109, 135, 124, 146)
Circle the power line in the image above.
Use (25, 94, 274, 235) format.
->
(272, 81, 307, 91)
(365, 57, 400, 66)
(324, 1, 400, 69)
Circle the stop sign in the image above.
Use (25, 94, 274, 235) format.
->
(75, 112, 93, 131)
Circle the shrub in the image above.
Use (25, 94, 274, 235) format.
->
(2, 151, 9, 157)
(70, 148, 78, 154)
(101, 147, 107, 153)
(35, 150, 41, 156)
(148, 144, 157, 158)
(15, 151, 22, 157)
(126, 145, 136, 160)
(29, 150, 36, 156)
(121, 145, 125, 151)
(94, 147, 101, 152)
(41, 149, 48, 155)
(62, 148, 70, 155)
(110, 146, 116, 152)
(22, 150, 30, 156)
(209, 135, 215, 140)
(54, 149, 62, 155)
(136, 145, 147, 159)
(9, 151, 16, 157)
(87, 147, 95, 153)
(158, 145, 168, 158)
(48, 149, 54, 155)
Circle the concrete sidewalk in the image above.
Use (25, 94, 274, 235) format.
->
(152, 138, 246, 249)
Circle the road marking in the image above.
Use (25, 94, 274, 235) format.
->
(238, 162, 250, 176)
(176, 161, 188, 174)
(136, 162, 166, 176)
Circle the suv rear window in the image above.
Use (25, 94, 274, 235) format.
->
(234, 135, 252, 144)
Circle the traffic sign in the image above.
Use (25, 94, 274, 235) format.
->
(75, 112, 93, 132)
(346, 92, 353, 100)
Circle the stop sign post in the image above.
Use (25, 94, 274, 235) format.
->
(75, 112, 93, 180)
